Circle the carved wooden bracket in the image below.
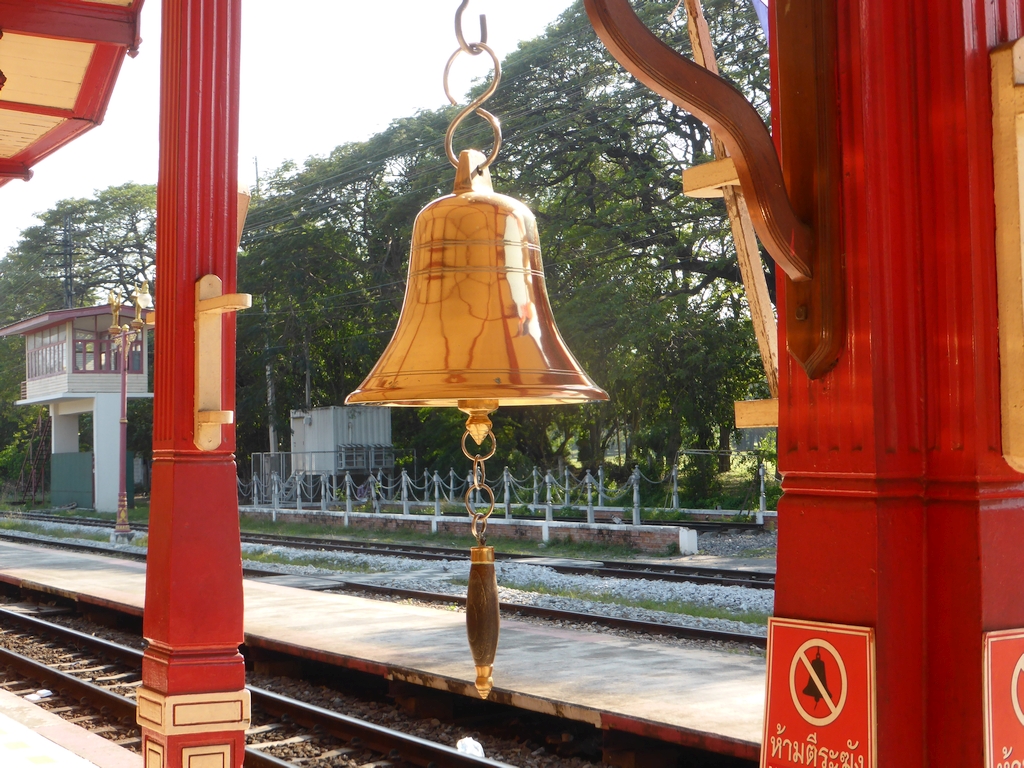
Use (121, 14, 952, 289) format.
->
(584, 0, 845, 379)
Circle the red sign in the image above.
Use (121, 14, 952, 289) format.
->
(762, 618, 876, 768)
(983, 629, 1024, 767)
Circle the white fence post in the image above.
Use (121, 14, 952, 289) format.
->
(320, 474, 328, 513)
(449, 468, 456, 502)
(503, 467, 511, 518)
(632, 466, 641, 526)
(271, 473, 279, 523)
(532, 467, 539, 512)
(344, 472, 352, 524)
(564, 467, 570, 508)
(545, 470, 554, 522)
(758, 463, 766, 525)
(671, 465, 679, 510)
(598, 466, 605, 507)
(296, 475, 303, 511)
(433, 471, 442, 519)
(401, 469, 410, 516)
(585, 470, 595, 524)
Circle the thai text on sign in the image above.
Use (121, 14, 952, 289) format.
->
(761, 618, 876, 768)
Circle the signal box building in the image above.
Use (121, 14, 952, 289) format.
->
(0, 304, 151, 511)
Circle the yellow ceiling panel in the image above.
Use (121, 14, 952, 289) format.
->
(0, 34, 95, 110)
(0, 112, 65, 159)
(84, 0, 135, 5)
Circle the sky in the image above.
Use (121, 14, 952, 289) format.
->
(0, 0, 577, 257)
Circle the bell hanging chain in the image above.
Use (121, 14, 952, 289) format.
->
(463, 426, 497, 543)
(444, 0, 503, 172)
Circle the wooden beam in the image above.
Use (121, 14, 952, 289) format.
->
(0, 0, 140, 49)
(682, 156, 738, 198)
(734, 399, 779, 428)
(683, 0, 780, 398)
(0, 160, 32, 180)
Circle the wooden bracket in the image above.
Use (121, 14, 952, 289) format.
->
(683, 156, 738, 197)
(194, 274, 251, 451)
(584, 0, 845, 379)
(991, 39, 1024, 472)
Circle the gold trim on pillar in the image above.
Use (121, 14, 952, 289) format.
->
(137, 688, 251, 736)
(182, 744, 233, 768)
(146, 739, 165, 768)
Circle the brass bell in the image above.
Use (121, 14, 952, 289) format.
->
(347, 4, 606, 700)
(801, 648, 832, 707)
(345, 149, 608, 409)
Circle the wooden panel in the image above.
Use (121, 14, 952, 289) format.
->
(734, 398, 779, 428)
(0, 33, 94, 110)
(0, 111, 64, 158)
(990, 39, 1024, 473)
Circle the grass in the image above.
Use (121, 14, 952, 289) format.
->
(455, 577, 770, 626)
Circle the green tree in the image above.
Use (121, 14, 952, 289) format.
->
(235, 0, 771, 495)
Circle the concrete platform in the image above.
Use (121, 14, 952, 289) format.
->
(0, 687, 140, 767)
(0, 539, 766, 760)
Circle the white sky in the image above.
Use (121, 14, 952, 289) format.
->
(0, 0, 577, 256)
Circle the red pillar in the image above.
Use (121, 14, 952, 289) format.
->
(137, 0, 248, 766)
(775, 1, 1024, 764)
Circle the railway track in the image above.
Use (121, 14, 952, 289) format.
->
(3, 510, 775, 590)
(0, 605, 510, 767)
(0, 529, 768, 648)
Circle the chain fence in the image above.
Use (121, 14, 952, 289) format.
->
(238, 452, 775, 525)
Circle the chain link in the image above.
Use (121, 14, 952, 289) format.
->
(463, 428, 496, 543)
(443, 0, 502, 172)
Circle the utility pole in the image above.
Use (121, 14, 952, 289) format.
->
(304, 329, 311, 410)
(263, 295, 277, 454)
(61, 215, 74, 309)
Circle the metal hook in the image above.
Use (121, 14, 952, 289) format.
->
(455, 0, 487, 54)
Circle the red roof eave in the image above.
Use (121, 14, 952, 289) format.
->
(0, 304, 137, 338)
(0, 0, 145, 186)
(0, 0, 142, 50)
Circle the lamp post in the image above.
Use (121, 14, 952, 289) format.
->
(108, 282, 152, 543)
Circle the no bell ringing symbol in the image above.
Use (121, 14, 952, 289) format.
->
(1012, 652, 1024, 727)
(789, 638, 849, 727)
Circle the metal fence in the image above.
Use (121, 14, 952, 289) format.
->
(238, 461, 775, 524)
(250, 448, 394, 496)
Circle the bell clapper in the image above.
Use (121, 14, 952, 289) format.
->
(460, 399, 501, 699)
